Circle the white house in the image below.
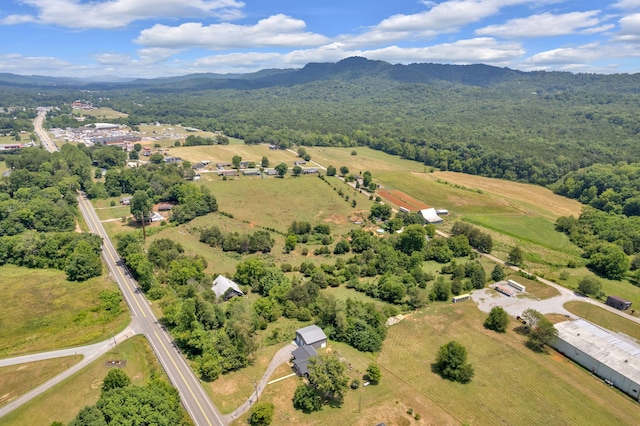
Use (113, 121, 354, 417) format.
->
(418, 208, 443, 224)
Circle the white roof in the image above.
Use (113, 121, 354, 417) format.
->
(211, 275, 244, 299)
(555, 319, 640, 383)
(419, 208, 442, 223)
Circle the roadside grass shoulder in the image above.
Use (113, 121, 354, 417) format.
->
(564, 301, 640, 341)
(0, 356, 82, 408)
(0, 336, 164, 426)
(0, 265, 129, 357)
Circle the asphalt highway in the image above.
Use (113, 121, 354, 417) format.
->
(34, 111, 226, 426)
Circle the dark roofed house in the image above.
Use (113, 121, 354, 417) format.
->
(295, 325, 327, 350)
(291, 345, 318, 376)
(211, 275, 245, 301)
(157, 203, 173, 212)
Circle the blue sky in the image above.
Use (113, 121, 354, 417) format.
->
(0, 0, 639, 78)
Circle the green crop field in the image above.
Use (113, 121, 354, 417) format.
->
(0, 336, 165, 426)
(167, 143, 298, 166)
(0, 265, 129, 357)
(0, 356, 82, 408)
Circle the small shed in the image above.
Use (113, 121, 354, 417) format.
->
(211, 275, 245, 301)
(606, 295, 632, 311)
(295, 325, 327, 350)
(291, 345, 318, 376)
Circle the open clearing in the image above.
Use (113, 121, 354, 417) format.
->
(564, 301, 640, 341)
(233, 302, 640, 425)
(0, 336, 163, 426)
(0, 265, 129, 357)
(0, 356, 81, 407)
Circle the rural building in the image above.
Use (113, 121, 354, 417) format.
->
(606, 295, 632, 311)
(436, 209, 449, 215)
(164, 156, 182, 163)
(399, 206, 410, 214)
(242, 168, 261, 176)
(291, 345, 318, 376)
(211, 275, 245, 301)
(120, 196, 132, 205)
(418, 208, 443, 224)
(157, 203, 173, 212)
(0, 144, 22, 150)
(301, 168, 318, 174)
(294, 160, 307, 166)
(554, 319, 640, 401)
(217, 169, 239, 177)
(295, 325, 327, 350)
(263, 168, 278, 176)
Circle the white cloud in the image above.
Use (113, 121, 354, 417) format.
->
(476, 11, 606, 38)
(0, 53, 75, 74)
(613, 13, 640, 42)
(612, 0, 640, 10)
(0, 14, 35, 25)
(135, 14, 329, 49)
(94, 53, 132, 66)
(1, 0, 245, 29)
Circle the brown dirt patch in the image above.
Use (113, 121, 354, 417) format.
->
(377, 188, 430, 211)
(324, 214, 347, 225)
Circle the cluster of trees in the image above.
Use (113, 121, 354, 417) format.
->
(183, 134, 229, 146)
(67, 370, 189, 426)
(556, 209, 634, 279)
(450, 222, 494, 253)
(521, 308, 558, 352)
(200, 225, 275, 254)
(0, 231, 102, 281)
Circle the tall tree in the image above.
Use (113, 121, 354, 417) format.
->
(130, 190, 152, 240)
(434, 340, 474, 383)
(484, 306, 509, 333)
(275, 162, 288, 178)
(307, 352, 349, 404)
(508, 246, 524, 266)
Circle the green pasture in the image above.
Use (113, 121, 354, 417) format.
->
(376, 303, 640, 426)
(200, 174, 373, 236)
(306, 146, 425, 174)
(506, 275, 560, 300)
(0, 356, 82, 408)
(168, 143, 297, 165)
(0, 265, 129, 357)
(0, 336, 165, 426)
(235, 303, 640, 425)
(564, 301, 640, 341)
(75, 107, 128, 119)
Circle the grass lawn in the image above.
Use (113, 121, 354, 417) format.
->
(206, 344, 283, 414)
(305, 146, 425, 174)
(564, 301, 640, 341)
(0, 356, 82, 407)
(236, 303, 640, 425)
(507, 275, 560, 300)
(168, 143, 297, 166)
(0, 265, 129, 357)
(75, 107, 128, 119)
(0, 336, 166, 426)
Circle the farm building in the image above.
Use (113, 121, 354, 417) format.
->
(211, 275, 245, 301)
(291, 344, 318, 376)
(554, 319, 640, 401)
(301, 168, 318, 174)
(606, 295, 632, 311)
(399, 206, 410, 214)
(217, 169, 239, 177)
(242, 168, 261, 176)
(507, 279, 526, 292)
(418, 208, 443, 224)
(157, 203, 173, 212)
(120, 196, 132, 205)
(295, 325, 327, 350)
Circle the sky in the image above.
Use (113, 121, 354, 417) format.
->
(0, 0, 639, 79)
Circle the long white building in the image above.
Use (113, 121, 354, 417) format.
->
(554, 319, 640, 401)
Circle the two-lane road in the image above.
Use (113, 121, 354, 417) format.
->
(34, 110, 225, 426)
(77, 193, 225, 426)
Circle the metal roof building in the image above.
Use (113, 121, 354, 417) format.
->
(295, 325, 327, 350)
(554, 319, 640, 401)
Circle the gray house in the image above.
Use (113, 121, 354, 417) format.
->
(295, 325, 327, 350)
(291, 345, 318, 376)
(211, 275, 244, 301)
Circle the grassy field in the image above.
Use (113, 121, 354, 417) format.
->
(0, 265, 129, 357)
(74, 107, 128, 119)
(0, 356, 82, 407)
(166, 143, 298, 166)
(233, 302, 640, 425)
(564, 301, 640, 341)
(0, 336, 165, 426)
(306, 146, 425, 174)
